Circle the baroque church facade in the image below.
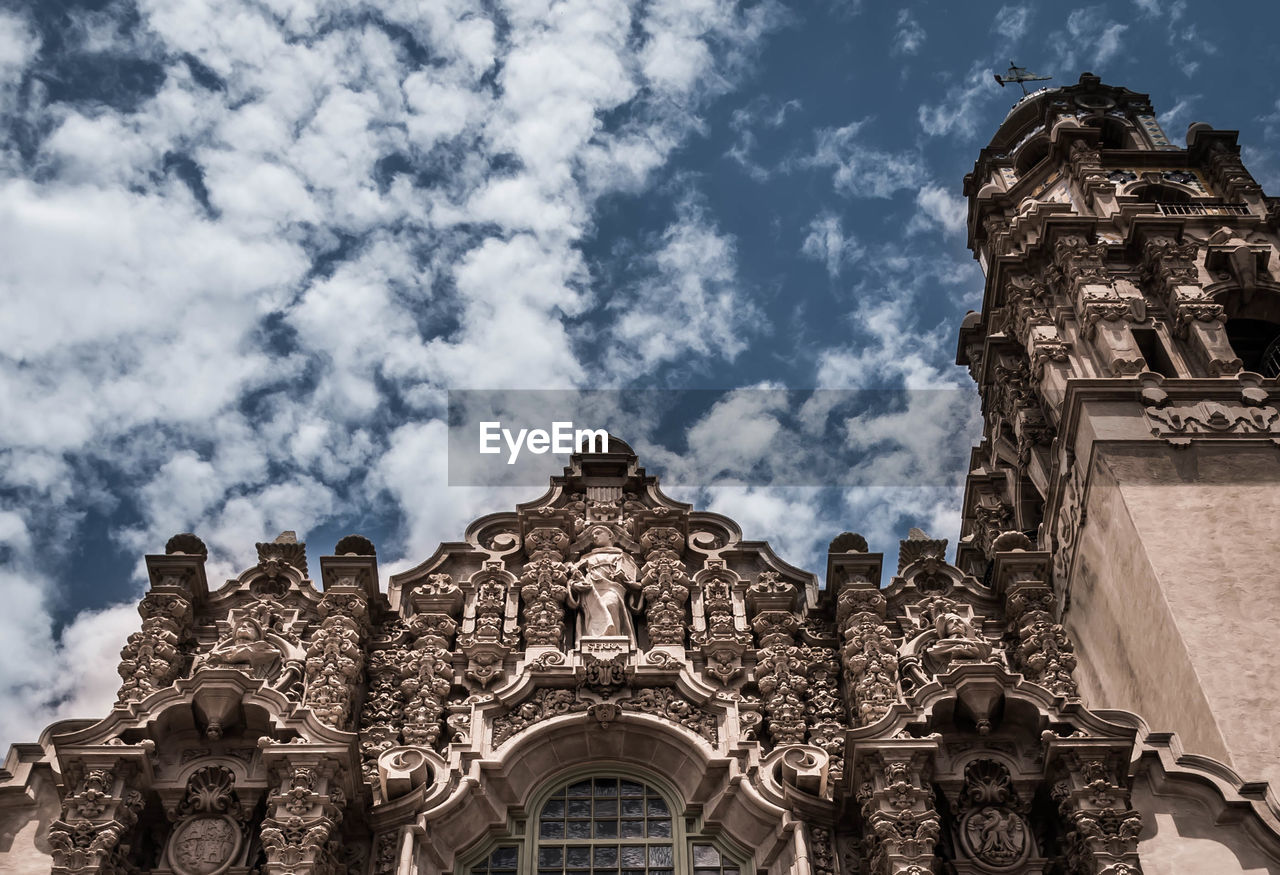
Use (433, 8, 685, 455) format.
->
(5, 74, 1280, 875)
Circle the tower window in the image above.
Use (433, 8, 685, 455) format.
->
(1132, 184, 1190, 204)
(1225, 318, 1280, 376)
(1131, 327, 1179, 378)
(1013, 138, 1049, 175)
(1086, 116, 1130, 149)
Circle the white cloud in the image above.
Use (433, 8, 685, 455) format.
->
(992, 5, 1031, 41)
(1158, 96, 1199, 141)
(1052, 6, 1128, 72)
(800, 212, 862, 277)
(0, 10, 38, 81)
(908, 184, 967, 237)
(607, 198, 760, 373)
(918, 61, 999, 140)
(726, 97, 801, 182)
(892, 9, 925, 56)
(804, 120, 924, 198)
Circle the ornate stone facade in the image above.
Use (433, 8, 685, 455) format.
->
(5, 74, 1280, 874)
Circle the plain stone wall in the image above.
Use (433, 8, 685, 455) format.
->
(1067, 443, 1280, 790)
(1133, 769, 1280, 873)
(0, 772, 58, 874)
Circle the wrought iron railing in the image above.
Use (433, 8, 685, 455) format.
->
(1155, 201, 1250, 216)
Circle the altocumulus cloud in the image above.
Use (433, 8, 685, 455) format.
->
(0, 0, 786, 748)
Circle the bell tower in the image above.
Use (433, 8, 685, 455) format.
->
(959, 72, 1280, 789)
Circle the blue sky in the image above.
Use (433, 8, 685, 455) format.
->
(2, 0, 1279, 746)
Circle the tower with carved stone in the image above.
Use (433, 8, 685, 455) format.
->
(5, 73, 1280, 875)
(958, 72, 1280, 794)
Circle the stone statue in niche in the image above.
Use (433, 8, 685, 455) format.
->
(898, 598, 993, 683)
(206, 617, 282, 676)
(197, 603, 305, 688)
(927, 609, 992, 663)
(567, 526, 642, 645)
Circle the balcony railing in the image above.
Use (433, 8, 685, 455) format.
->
(1155, 201, 1251, 216)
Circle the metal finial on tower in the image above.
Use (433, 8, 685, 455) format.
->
(994, 61, 1052, 95)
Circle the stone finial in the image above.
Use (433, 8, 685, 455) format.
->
(334, 534, 376, 556)
(829, 532, 868, 553)
(165, 532, 208, 557)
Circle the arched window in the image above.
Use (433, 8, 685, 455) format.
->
(1085, 116, 1131, 149)
(1013, 137, 1049, 176)
(1131, 183, 1190, 204)
(465, 775, 744, 875)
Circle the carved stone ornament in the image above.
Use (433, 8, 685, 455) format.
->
(960, 807, 1027, 869)
(160, 767, 246, 875)
(167, 817, 241, 875)
(579, 652, 631, 696)
(492, 685, 716, 746)
(955, 760, 1031, 870)
(117, 592, 193, 704)
(1143, 399, 1280, 445)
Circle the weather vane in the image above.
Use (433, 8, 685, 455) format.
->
(994, 61, 1052, 96)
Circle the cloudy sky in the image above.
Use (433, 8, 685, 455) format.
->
(2, 0, 1278, 747)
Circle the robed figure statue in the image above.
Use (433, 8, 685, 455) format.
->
(567, 525, 643, 644)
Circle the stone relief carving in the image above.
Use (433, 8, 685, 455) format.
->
(955, 760, 1030, 870)
(166, 767, 246, 875)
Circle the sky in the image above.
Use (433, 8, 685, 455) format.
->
(2, 0, 1280, 748)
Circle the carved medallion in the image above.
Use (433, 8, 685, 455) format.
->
(958, 806, 1028, 870)
(168, 815, 241, 875)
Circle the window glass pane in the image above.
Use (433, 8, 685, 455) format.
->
(648, 846, 673, 866)
(532, 777, 702, 875)
(472, 846, 519, 874)
(620, 846, 646, 867)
